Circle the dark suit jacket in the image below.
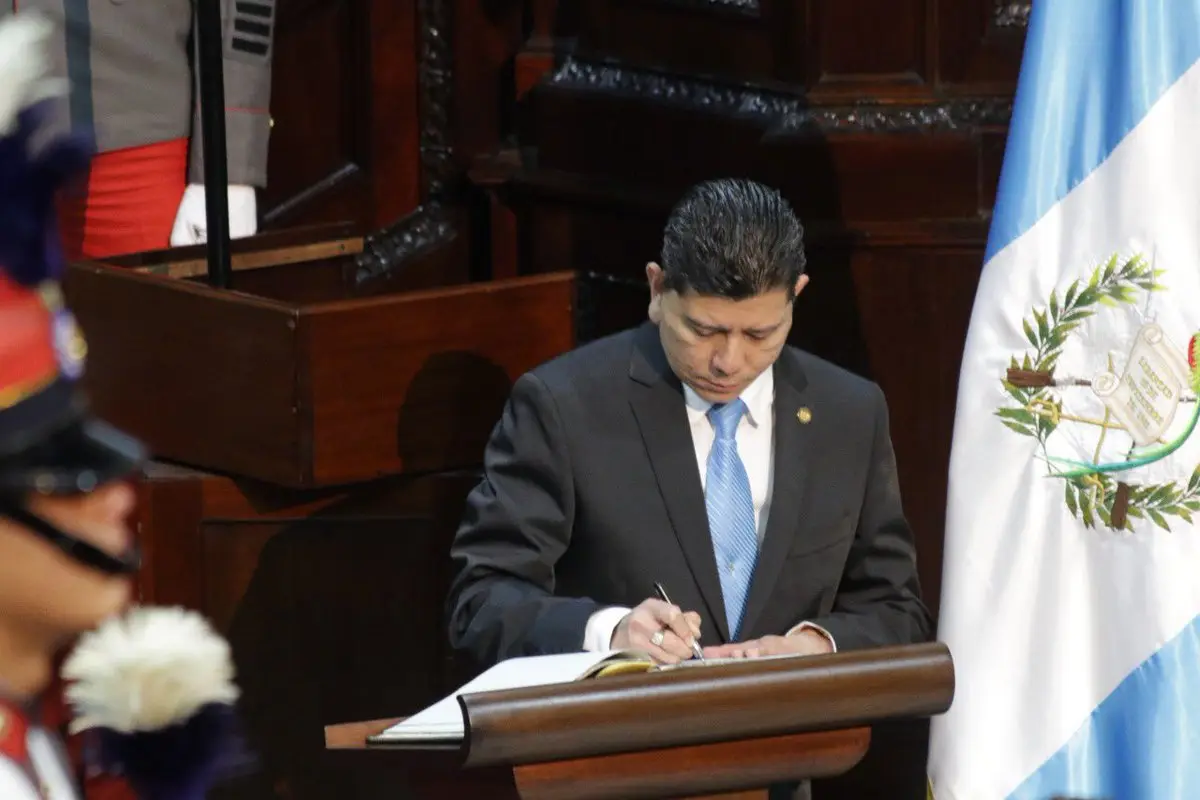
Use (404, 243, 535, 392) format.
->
(447, 322, 932, 665)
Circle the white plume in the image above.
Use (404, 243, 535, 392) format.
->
(0, 12, 68, 135)
(61, 606, 240, 734)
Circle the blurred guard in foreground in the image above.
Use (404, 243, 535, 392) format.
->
(0, 13, 241, 799)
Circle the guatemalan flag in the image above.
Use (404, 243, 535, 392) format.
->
(927, 2, 1200, 799)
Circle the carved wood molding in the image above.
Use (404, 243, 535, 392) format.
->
(549, 57, 801, 118)
(647, 0, 760, 16)
(417, 0, 455, 198)
(354, 201, 455, 284)
(356, 0, 456, 282)
(993, 1, 1032, 28)
(768, 98, 1013, 136)
(547, 58, 1013, 133)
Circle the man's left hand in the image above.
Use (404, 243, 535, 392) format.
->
(702, 628, 834, 659)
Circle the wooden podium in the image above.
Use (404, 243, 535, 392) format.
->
(64, 229, 645, 488)
(324, 642, 953, 800)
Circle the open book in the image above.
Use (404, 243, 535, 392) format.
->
(370, 649, 800, 744)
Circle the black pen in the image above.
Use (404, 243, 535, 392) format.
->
(653, 582, 705, 660)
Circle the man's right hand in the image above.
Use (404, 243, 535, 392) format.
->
(610, 598, 702, 664)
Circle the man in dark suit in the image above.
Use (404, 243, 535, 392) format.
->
(447, 178, 932, 669)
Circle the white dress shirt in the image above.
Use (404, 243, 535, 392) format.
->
(582, 367, 836, 652)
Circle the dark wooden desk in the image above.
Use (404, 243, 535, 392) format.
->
(324, 717, 870, 800)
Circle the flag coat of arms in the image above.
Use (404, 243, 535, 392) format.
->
(928, 1, 1200, 798)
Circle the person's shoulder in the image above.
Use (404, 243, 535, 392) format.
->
(783, 346, 883, 405)
(526, 325, 643, 391)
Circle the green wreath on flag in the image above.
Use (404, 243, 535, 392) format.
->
(995, 253, 1200, 532)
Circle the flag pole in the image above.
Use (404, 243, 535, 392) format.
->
(194, 0, 232, 289)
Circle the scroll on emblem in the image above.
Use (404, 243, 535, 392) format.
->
(1091, 322, 1192, 447)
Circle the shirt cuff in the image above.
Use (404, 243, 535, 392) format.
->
(785, 621, 837, 653)
(583, 606, 632, 652)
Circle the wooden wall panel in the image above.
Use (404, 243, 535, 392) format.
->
(937, 0, 1029, 90)
(132, 465, 483, 800)
(809, 0, 929, 89)
(576, 0, 779, 82)
(847, 246, 984, 616)
(259, 0, 521, 283)
(528, 95, 991, 223)
(452, 0, 524, 165)
(566, 0, 1026, 95)
(254, 0, 529, 281)
(262, 0, 421, 230)
(252, 0, 1027, 275)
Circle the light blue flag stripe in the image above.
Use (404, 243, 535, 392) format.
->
(1007, 613, 1200, 800)
(985, 0, 1200, 263)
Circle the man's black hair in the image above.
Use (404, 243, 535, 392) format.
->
(659, 178, 807, 299)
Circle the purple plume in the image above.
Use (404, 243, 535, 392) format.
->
(88, 704, 256, 800)
(0, 99, 93, 286)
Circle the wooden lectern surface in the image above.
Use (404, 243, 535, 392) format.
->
(324, 718, 869, 800)
(321, 644, 951, 800)
(459, 643, 949, 768)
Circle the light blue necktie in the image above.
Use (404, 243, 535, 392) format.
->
(705, 399, 759, 640)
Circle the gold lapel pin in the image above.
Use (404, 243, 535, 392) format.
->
(797, 407, 812, 424)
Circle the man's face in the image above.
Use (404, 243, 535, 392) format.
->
(0, 481, 135, 641)
(647, 263, 808, 404)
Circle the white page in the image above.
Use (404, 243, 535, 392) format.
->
(663, 652, 805, 670)
(374, 651, 623, 742)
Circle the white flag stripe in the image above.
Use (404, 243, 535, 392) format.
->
(930, 49, 1200, 800)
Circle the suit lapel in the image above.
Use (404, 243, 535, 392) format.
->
(739, 351, 812, 638)
(627, 325, 731, 642)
